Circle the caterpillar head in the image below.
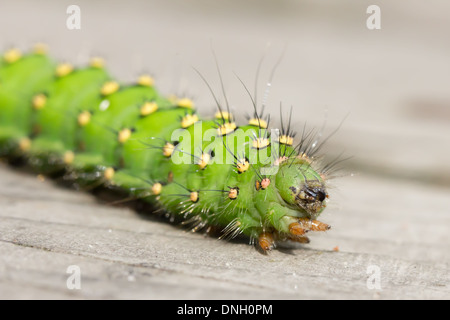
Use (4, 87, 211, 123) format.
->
(275, 158, 328, 219)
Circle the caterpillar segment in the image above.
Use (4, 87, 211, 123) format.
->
(0, 48, 56, 157)
(0, 46, 332, 252)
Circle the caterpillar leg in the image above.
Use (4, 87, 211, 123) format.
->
(288, 235, 311, 244)
(259, 231, 311, 251)
(288, 219, 330, 235)
(258, 232, 275, 251)
(259, 203, 330, 250)
(297, 218, 331, 232)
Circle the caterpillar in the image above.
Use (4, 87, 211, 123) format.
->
(0, 44, 338, 252)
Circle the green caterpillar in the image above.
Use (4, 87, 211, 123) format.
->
(0, 45, 335, 252)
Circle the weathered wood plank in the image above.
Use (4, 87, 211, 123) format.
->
(0, 165, 448, 299)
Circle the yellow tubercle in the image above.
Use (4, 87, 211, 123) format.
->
(63, 151, 75, 165)
(198, 153, 211, 170)
(228, 188, 239, 200)
(236, 159, 249, 173)
(3, 48, 22, 64)
(279, 134, 294, 146)
(140, 102, 158, 116)
(152, 183, 162, 195)
(214, 111, 233, 121)
(118, 128, 132, 144)
(77, 111, 91, 127)
(190, 191, 199, 203)
(162, 142, 175, 157)
(137, 74, 155, 87)
(252, 137, 270, 149)
(90, 57, 105, 69)
(101, 81, 120, 96)
(248, 118, 268, 129)
(32, 94, 47, 110)
(217, 122, 237, 136)
(18, 138, 31, 152)
(104, 167, 115, 180)
(177, 98, 194, 109)
(181, 114, 199, 128)
(56, 63, 74, 77)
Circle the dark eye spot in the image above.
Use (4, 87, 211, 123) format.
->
(317, 190, 326, 202)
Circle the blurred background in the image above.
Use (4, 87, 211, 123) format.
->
(2, 0, 449, 185)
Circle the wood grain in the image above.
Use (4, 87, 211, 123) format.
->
(0, 165, 448, 299)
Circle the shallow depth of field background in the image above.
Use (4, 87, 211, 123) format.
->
(0, 0, 449, 299)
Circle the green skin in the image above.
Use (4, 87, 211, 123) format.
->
(0, 49, 329, 249)
(0, 52, 55, 155)
(31, 67, 111, 155)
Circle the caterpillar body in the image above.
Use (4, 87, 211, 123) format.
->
(0, 45, 334, 252)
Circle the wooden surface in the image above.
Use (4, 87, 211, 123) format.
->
(1, 164, 448, 300)
(1, 0, 449, 300)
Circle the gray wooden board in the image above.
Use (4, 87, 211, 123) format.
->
(0, 165, 448, 299)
